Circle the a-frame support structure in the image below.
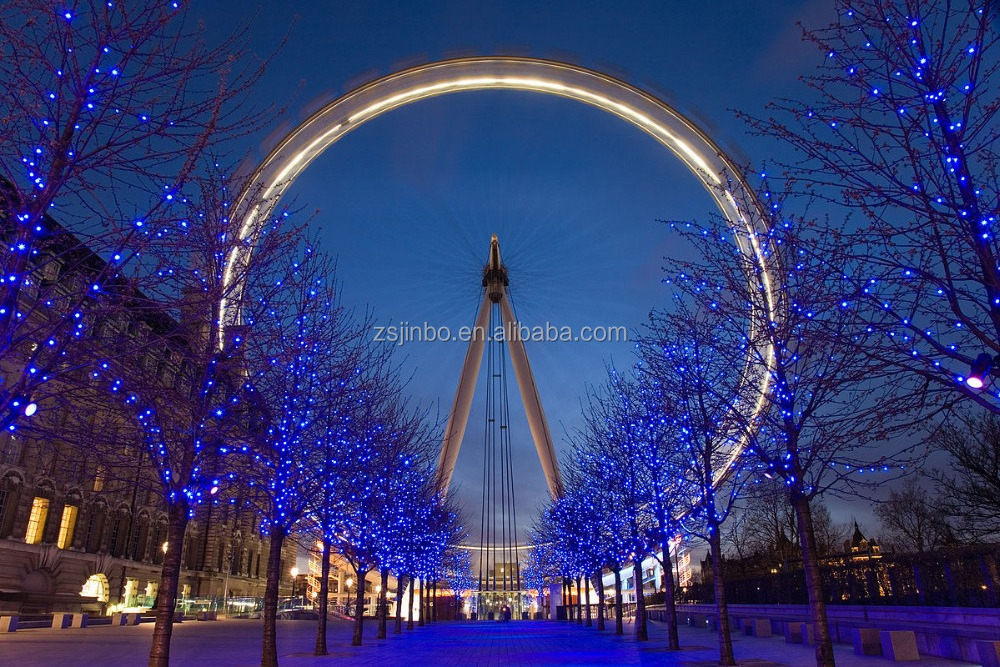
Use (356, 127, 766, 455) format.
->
(436, 235, 563, 500)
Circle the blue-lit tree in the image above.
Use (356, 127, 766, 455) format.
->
(641, 299, 755, 667)
(741, 0, 1000, 414)
(620, 369, 692, 650)
(659, 202, 913, 667)
(417, 496, 467, 626)
(373, 441, 441, 640)
(308, 344, 390, 654)
(548, 443, 634, 635)
(0, 0, 270, 443)
(235, 242, 363, 667)
(442, 546, 477, 618)
(576, 370, 655, 641)
(528, 503, 567, 618)
(87, 168, 301, 667)
(329, 367, 444, 646)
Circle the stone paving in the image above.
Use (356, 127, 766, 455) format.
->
(0, 616, 981, 666)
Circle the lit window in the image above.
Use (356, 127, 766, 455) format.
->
(57, 505, 78, 549)
(25, 497, 49, 544)
(92, 466, 105, 492)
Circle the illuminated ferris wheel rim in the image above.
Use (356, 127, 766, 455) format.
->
(224, 56, 777, 476)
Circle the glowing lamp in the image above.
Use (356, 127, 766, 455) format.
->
(23, 402, 37, 417)
(966, 353, 995, 389)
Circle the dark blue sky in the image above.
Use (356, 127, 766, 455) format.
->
(196, 0, 863, 539)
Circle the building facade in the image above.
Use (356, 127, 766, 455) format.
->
(0, 210, 292, 615)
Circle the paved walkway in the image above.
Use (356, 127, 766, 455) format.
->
(0, 616, 981, 666)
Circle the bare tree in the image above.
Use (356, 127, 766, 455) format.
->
(88, 169, 301, 667)
(640, 301, 754, 666)
(741, 0, 1000, 414)
(235, 243, 363, 667)
(657, 199, 917, 667)
(576, 370, 655, 641)
(726, 482, 850, 563)
(930, 412, 1000, 539)
(875, 479, 953, 553)
(0, 0, 270, 444)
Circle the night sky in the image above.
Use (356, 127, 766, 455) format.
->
(195, 0, 863, 541)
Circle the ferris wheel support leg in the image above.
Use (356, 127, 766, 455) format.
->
(436, 291, 492, 494)
(499, 291, 563, 500)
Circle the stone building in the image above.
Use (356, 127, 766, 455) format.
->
(0, 210, 292, 614)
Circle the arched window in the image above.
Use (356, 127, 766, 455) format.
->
(183, 525, 201, 571)
(80, 573, 109, 603)
(107, 507, 131, 558)
(1, 434, 23, 466)
(151, 518, 168, 565)
(57, 490, 83, 549)
(130, 510, 151, 561)
(230, 532, 244, 576)
(24, 480, 56, 544)
(0, 472, 24, 538)
(84, 499, 107, 553)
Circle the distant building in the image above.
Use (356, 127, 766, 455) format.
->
(847, 521, 882, 560)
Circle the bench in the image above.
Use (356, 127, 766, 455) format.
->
(744, 618, 771, 638)
(979, 641, 1000, 667)
(51, 613, 87, 629)
(881, 630, 920, 661)
(195, 611, 217, 621)
(785, 621, 805, 644)
(0, 615, 17, 632)
(112, 612, 142, 626)
(853, 628, 882, 657)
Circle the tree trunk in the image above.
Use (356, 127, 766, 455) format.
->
(431, 581, 437, 622)
(595, 571, 606, 631)
(418, 577, 425, 626)
(563, 577, 571, 620)
(261, 527, 287, 667)
(395, 575, 406, 634)
(377, 567, 389, 639)
(585, 576, 592, 627)
(352, 567, 368, 646)
(147, 499, 188, 667)
(613, 567, 623, 636)
(634, 561, 648, 641)
(575, 575, 583, 624)
(660, 538, 680, 650)
(792, 493, 836, 667)
(314, 539, 331, 655)
(407, 574, 415, 630)
(709, 528, 735, 666)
